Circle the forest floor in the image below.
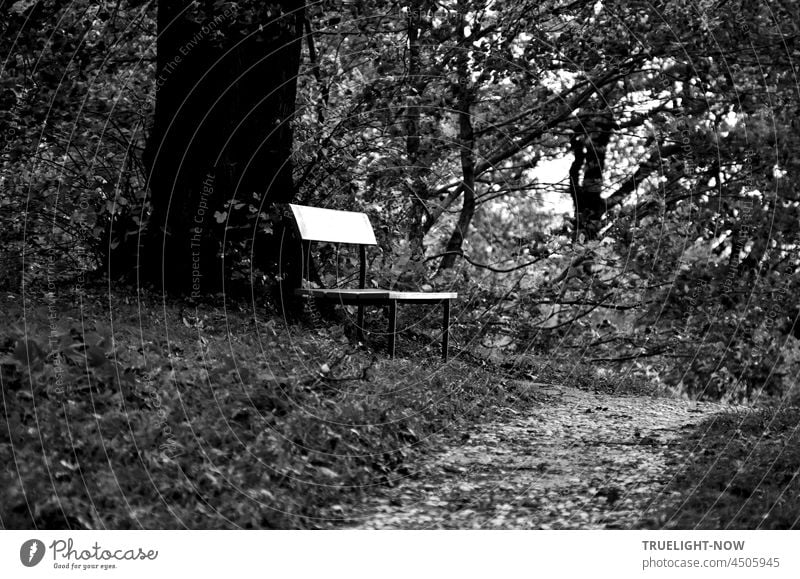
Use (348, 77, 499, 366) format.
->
(3, 288, 800, 529)
(341, 382, 800, 530)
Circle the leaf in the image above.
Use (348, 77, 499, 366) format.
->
(59, 459, 79, 472)
(318, 467, 338, 479)
(10, 0, 37, 15)
(13, 339, 42, 366)
(94, 322, 114, 352)
(85, 345, 108, 368)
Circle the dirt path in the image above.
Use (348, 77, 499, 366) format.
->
(346, 383, 732, 529)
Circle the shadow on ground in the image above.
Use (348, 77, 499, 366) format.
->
(641, 407, 800, 529)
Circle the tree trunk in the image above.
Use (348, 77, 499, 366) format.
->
(141, 0, 304, 295)
(404, 0, 429, 262)
(569, 112, 614, 239)
(439, 8, 475, 271)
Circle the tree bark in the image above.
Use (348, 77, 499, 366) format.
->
(439, 6, 475, 271)
(569, 111, 615, 238)
(141, 0, 304, 295)
(404, 0, 430, 262)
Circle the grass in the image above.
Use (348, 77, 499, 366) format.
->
(643, 406, 800, 529)
(0, 285, 540, 529)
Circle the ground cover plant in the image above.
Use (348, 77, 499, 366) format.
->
(645, 407, 800, 529)
(0, 287, 542, 528)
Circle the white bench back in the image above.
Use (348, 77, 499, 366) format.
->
(289, 204, 377, 245)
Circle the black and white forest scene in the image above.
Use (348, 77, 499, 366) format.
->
(3, 0, 800, 540)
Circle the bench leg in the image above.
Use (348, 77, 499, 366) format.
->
(442, 300, 451, 361)
(387, 300, 397, 358)
(357, 305, 365, 342)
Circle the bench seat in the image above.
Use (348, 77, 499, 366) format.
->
(295, 288, 458, 303)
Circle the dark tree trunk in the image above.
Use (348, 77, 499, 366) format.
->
(141, 1, 304, 295)
(438, 104, 475, 270)
(439, 7, 475, 271)
(569, 112, 615, 239)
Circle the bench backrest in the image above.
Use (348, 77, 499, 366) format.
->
(289, 203, 376, 289)
(289, 204, 377, 245)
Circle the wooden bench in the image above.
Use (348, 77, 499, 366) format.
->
(288, 204, 457, 360)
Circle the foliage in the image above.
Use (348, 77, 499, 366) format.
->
(0, 1, 156, 286)
(0, 289, 536, 528)
(275, 0, 800, 403)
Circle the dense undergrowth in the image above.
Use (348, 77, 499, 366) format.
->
(0, 285, 544, 529)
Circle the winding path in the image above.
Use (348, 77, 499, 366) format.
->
(347, 383, 730, 529)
